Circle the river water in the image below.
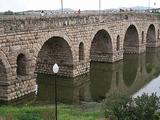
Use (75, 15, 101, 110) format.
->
(4, 48, 160, 105)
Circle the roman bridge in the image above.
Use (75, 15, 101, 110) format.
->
(0, 12, 160, 102)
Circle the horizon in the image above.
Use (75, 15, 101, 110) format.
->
(3, 6, 159, 13)
(0, 0, 160, 12)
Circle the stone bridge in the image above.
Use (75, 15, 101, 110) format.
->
(0, 12, 160, 102)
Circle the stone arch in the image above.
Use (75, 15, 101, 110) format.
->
(116, 35, 120, 51)
(124, 24, 139, 53)
(90, 29, 113, 62)
(35, 31, 74, 59)
(146, 24, 156, 47)
(142, 31, 144, 44)
(13, 49, 32, 77)
(36, 36, 73, 77)
(79, 42, 84, 61)
(90, 26, 113, 49)
(16, 54, 27, 76)
(0, 61, 7, 81)
(0, 50, 12, 81)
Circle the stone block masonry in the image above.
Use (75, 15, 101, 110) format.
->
(0, 77, 36, 102)
(0, 12, 159, 102)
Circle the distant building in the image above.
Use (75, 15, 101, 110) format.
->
(146, 8, 160, 13)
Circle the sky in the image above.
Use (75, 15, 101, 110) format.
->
(0, 0, 160, 12)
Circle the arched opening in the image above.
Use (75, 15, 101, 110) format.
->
(142, 31, 144, 44)
(146, 24, 156, 47)
(90, 29, 112, 62)
(0, 60, 7, 81)
(79, 42, 84, 61)
(124, 25, 139, 53)
(17, 54, 26, 76)
(116, 35, 120, 51)
(36, 37, 73, 76)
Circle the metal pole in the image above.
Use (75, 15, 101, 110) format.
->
(55, 74, 57, 120)
(148, 0, 150, 9)
(61, 0, 63, 14)
(99, 0, 101, 14)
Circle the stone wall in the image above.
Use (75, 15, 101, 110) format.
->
(0, 76, 36, 101)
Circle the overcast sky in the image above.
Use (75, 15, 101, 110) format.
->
(0, 0, 160, 12)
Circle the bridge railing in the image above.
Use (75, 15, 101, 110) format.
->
(0, 10, 156, 19)
(0, 11, 157, 35)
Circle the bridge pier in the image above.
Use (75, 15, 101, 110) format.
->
(36, 61, 90, 77)
(0, 76, 36, 103)
(124, 44, 146, 54)
(112, 51, 123, 62)
(0, 49, 37, 103)
(90, 51, 123, 63)
(147, 41, 160, 48)
(73, 62, 90, 77)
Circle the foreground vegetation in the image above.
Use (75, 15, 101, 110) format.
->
(104, 93, 160, 120)
(1, 93, 160, 120)
(0, 104, 103, 120)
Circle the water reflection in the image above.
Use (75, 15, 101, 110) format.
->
(123, 54, 139, 87)
(3, 48, 160, 105)
(36, 73, 91, 104)
(35, 48, 160, 104)
(90, 62, 111, 101)
(90, 61, 122, 102)
(146, 48, 155, 73)
(133, 48, 160, 97)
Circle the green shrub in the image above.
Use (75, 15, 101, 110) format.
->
(134, 93, 160, 120)
(104, 93, 160, 120)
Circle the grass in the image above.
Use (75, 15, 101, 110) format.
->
(0, 104, 103, 120)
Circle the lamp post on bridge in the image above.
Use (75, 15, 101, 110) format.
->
(148, 0, 150, 9)
(99, 0, 101, 14)
(53, 63, 59, 120)
(61, 0, 63, 14)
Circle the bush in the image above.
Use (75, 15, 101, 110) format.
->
(3, 10, 14, 15)
(104, 93, 160, 120)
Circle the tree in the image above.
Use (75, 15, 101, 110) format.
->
(3, 10, 14, 15)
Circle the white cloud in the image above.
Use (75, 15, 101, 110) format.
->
(0, 0, 159, 12)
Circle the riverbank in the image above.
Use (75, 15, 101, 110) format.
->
(0, 104, 104, 120)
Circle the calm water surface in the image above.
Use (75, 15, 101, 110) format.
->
(5, 48, 160, 105)
(34, 48, 160, 105)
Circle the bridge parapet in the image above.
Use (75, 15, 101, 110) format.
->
(0, 12, 157, 35)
